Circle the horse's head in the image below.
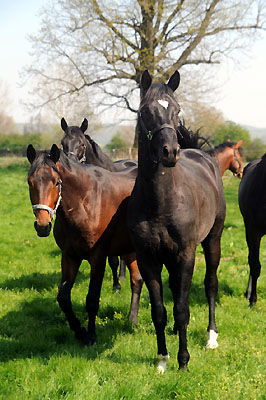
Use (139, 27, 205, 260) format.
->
(61, 117, 88, 162)
(27, 144, 61, 237)
(229, 140, 244, 178)
(138, 70, 181, 168)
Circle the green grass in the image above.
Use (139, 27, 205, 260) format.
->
(0, 161, 265, 400)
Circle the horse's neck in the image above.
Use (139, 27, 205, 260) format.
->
(58, 163, 91, 210)
(86, 147, 116, 171)
(214, 150, 232, 176)
(137, 163, 177, 211)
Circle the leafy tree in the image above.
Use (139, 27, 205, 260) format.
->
(182, 102, 224, 136)
(0, 133, 41, 156)
(105, 133, 128, 151)
(245, 138, 266, 162)
(212, 121, 251, 146)
(25, 0, 266, 120)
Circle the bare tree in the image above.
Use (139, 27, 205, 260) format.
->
(0, 80, 18, 134)
(24, 0, 266, 122)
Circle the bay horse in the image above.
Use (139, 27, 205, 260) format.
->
(27, 144, 142, 345)
(127, 70, 226, 372)
(238, 154, 266, 305)
(207, 141, 243, 177)
(60, 118, 137, 287)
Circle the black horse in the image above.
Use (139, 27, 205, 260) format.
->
(127, 70, 226, 372)
(238, 154, 266, 305)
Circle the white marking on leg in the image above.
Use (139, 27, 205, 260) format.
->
(158, 99, 169, 109)
(157, 354, 170, 374)
(206, 329, 218, 349)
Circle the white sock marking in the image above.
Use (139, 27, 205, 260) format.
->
(206, 329, 219, 349)
(157, 354, 170, 374)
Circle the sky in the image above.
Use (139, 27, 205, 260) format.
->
(1, 0, 266, 129)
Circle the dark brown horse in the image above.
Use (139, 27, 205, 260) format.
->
(238, 154, 266, 305)
(60, 117, 137, 170)
(127, 70, 226, 372)
(27, 144, 142, 345)
(60, 117, 137, 287)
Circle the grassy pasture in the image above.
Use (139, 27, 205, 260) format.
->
(0, 159, 265, 400)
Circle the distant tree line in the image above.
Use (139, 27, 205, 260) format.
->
(0, 120, 265, 161)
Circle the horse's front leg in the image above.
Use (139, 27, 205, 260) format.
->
(86, 255, 106, 345)
(138, 255, 168, 373)
(168, 253, 195, 371)
(57, 253, 87, 343)
(123, 252, 143, 326)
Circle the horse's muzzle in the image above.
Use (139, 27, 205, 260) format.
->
(161, 144, 180, 167)
(34, 221, 52, 237)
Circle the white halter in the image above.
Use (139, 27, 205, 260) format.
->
(32, 179, 62, 221)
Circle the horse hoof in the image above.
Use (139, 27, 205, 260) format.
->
(113, 283, 121, 292)
(157, 354, 169, 374)
(83, 334, 96, 346)
(206, 329, 218, 349)
(75, 327, 95, 346)
(75, 326, 88, 342)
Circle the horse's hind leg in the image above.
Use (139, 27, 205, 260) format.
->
(119, 257, 126, 280)
(57, 253, 87, 343)
(123, 253, 143, 326)
(108, 256, 121, 291)
(245, 226, 262, 306)
(202, 228, 222, 349)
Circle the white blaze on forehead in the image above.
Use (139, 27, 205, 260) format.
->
(158, 99, 169, 109)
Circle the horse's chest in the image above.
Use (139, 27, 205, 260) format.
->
(133, 219, 182, 254)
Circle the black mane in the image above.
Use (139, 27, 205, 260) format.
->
(177, 120, 211, 150)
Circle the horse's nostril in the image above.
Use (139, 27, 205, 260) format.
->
(163, 146, 169, 157)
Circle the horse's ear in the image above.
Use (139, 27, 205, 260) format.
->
(61, 118, 68, 132)
(167, 70, 180, 92)
(141, 70, 152, 92)
(236, 139, 243, 148)
(27, 144, 36, 164)
(50, 144, 60, 164)
(80, 118, 88, 133)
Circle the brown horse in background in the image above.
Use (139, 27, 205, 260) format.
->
(27, 144, 142, 345)
(207, 141, 243, 177)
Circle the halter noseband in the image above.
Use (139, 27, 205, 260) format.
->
(138, 112, 176, 140)
(232, 148, 242, 175)
(32, 179, 62, 221)
(65, 144, 86, 163)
